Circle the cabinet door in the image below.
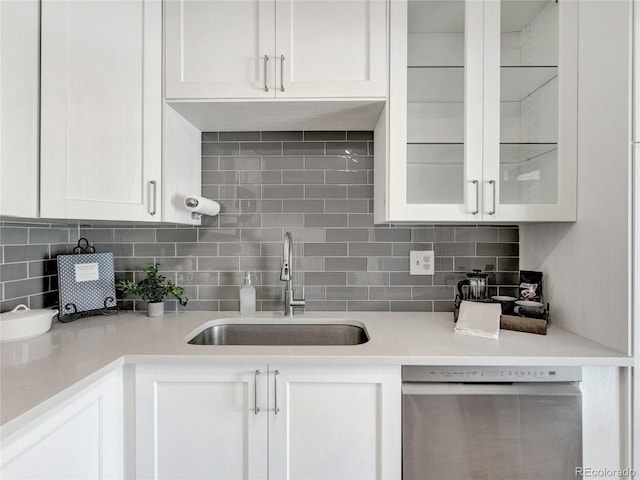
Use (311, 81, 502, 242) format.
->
(136, 364, 268, 480)
(40, 0, 162, 222)
(484, 0, 577, 222)
(268, 365, 401, 480)
(275, 0, 387, 98)
(0, 0, 39, 218)
(383, 0, 485, 223)
(0, 369, 123, 479)
(165, 0, 275, 99)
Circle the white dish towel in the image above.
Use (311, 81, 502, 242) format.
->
(454, 300, 501, 340)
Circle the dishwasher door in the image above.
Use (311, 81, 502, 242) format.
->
(402, 383, 582, 480)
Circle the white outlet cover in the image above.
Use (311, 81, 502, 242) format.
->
(410, 250, 435, 275)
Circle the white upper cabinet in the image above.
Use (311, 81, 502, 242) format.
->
(635, 0, 640, 143)
(165, 0, 387, 100)
(275, 0, 387, 98)
(39, 0, 201, 225)
(165, 0, 275, 99)
(40, 0, 162, 222)
(0, 0, 40, 218)
(375, 0, 577, 223)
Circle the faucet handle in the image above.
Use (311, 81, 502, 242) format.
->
(280, 260, 291, 281)
(291, 298, 305, 310)
(281, 231, 293, 281)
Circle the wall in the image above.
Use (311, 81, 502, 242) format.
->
(0, 131, 520, 314)
(520, 1, 632, 355)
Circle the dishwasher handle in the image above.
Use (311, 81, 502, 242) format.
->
(402, 382, 581, 397)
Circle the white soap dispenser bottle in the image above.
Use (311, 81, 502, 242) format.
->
(240, 271, 256, 315)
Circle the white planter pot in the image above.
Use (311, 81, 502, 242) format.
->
(146, 302, 164, 318)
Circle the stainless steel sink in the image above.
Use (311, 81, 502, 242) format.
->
(187, 322, 369, 346)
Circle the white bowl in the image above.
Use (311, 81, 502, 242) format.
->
(515, 300, 544, 307)
(492, 296, 517, 302)
(0, 305, 58, 343)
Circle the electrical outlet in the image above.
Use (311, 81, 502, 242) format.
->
(410, 250, 435, 275)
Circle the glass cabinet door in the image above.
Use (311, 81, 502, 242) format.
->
(406, 0, 466, 205)
(486, 0, 577, 221)
(500, 0, 559, 205)
(382, 0, 576, 223)
(386, 0, 484, 222)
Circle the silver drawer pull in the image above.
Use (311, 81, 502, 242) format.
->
(254, 370, 261, 415)
(488, 180, 496, 215)
(274, 370, 280, 414)
(471, 180, 479, 215)
(149, 180, 157, 216)
(263, 55, 269, 92)
(280, 54, 285, 92)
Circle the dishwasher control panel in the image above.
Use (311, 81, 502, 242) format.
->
(402, 365, 582, 383)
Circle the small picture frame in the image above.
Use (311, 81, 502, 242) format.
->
(57, 252, 117, 321)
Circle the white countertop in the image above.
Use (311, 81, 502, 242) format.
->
(0, 310, 631, 436)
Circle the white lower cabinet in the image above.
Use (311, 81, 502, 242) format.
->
(135, 364, 268, 479)
(268, 365, 401, 480)
(0, 369, 124, 479)
(135, 363, 401, 480)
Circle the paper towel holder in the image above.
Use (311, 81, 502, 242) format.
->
(183, 195, 221, 220)
(185, 197, 199, 208)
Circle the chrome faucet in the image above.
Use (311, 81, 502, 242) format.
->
(280, 231, 305, 317)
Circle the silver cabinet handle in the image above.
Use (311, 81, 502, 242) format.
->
(254, 370, 261, 415)
(280, 54, 285, 92)
(263, 55, 269, 92)
(274, 370, 280, 414)
(488, 180, 496, 215)
(149, 180, 157, 216)
(471, 180, 479, 215)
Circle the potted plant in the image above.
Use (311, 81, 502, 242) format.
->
(116, 264, 188, 317)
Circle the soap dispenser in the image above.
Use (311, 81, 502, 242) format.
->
(240, 271, 256, 315)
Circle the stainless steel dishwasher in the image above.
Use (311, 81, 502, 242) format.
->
(402, 366, 583, 479)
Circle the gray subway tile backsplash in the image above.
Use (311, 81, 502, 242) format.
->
(347, 131, 374, 141)
(3, 244, 49, 263)
(219, 156, 261, 171)
(219, 131, 260, 142)
(261, 131, 303, 142)
(114, 229, 155, 243)
(326, 141, 368, 155)
(240, 142, 283, 156)
(283, 171, 324, 184)
(1, 263, 28, 282)
(283, 141, 325, 155)
(0, 130, 519, 313)
(0, 227, 29, 245)
(304, 214, 348, 228)
(304, 155, 346, 170)
(325, 257, 367, 272)
(305, 185, 346, 199)
(303, 131, 346, 141)
(202, 142, 239, 156)
(201, 132, 219, 142)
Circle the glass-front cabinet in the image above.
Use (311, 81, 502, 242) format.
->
(374, 0, 577, 223)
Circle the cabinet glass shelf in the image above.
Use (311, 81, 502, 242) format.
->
(500, 143, 557, 165)
(406, 143, 464, 204)
(501, 66, 557, 102)
(500, 144, 558, 205)
(408, 66, 557, 104)
(407, 67, 463, 102)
